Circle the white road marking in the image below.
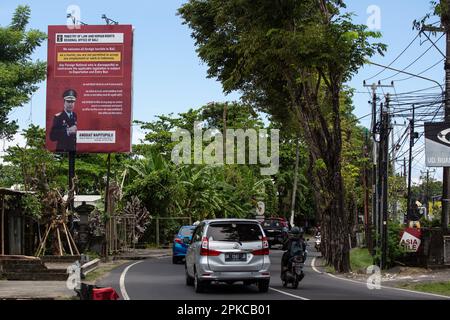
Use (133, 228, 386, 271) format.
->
(310, 256, 450, 299)
(311, 258, 323, 274)
(269, 287, 310, 300)
(120, 261, 143, 300)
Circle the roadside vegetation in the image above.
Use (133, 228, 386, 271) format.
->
(83, 260, 128, 283)
(350, 248, 373, 273)
(397, 282, 450, 297)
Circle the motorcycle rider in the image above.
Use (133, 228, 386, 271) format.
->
(281, 226, 307, 274)
(314, 225, 321, 252)
(315, 225, 321, 237)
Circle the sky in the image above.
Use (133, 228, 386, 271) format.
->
(0, 0, 445, 184)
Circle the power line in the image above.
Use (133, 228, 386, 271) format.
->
(364, 33, 421, 81)
(392, 85, 444, 95)
(394, 58, 445, 82)
(380, 34, 445, 82)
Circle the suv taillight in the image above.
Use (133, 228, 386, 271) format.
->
(253, 237, 270, 255)
(200, 237, 221, 256)
(262, 236, 269, 249)
(252, 248, 270, 255)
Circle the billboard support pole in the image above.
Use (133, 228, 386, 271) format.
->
(68, 151, 76, 211)
(104, 153, 112, 259)
(407, 105, 416, 223)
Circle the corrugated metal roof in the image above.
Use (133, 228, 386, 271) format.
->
(62, 195, 102, 202)
(0, 188, 34, 196)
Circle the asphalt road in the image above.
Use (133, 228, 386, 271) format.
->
(97, 248, 449, 300)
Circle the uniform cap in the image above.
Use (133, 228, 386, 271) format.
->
(63, 89, 77, 101)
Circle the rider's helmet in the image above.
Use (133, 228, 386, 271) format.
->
(290, 226, 304, 238)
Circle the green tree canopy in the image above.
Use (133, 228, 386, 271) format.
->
(179, 0, 385, 272)
(0, 5, 46, 140)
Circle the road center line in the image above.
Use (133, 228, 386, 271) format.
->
(311, 256, 450, 299)
(120, 261, 144, 300)
(269, 287, 310, 300)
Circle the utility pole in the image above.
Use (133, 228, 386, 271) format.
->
(363, 81, 394, 255)
(223, 102, 227, 153)
(377, 102, 384, 256)
(223, 103, 227, 219)
(407, 105, 417, 224)
(391, 109, 399, 227)
(391, 122, 396, 174)
(404, 158, 407, 182)
(363, 131, 372, 253)
(443, 0, 450, 232)
(380, 96, 390, 270)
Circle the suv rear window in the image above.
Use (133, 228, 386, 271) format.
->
(207, 223, 263, 242)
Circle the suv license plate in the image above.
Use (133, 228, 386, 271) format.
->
(225, 253, 247, 262)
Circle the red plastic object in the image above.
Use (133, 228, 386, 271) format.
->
(92, 287, 119, 300)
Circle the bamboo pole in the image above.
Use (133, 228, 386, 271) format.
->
(36, 224, 52, 257)
(65, 223, 80, 255)
(56, 227, 63, 256)
(63, 223, 74, 255)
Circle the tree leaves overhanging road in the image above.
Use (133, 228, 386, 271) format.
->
(178, 0, 386, 272)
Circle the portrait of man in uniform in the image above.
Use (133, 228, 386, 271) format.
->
(49, 89, 78, 152)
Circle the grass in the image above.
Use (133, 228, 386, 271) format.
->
(397, 282, 450, 297)
(82, 251, 100, 260)
(145, 243, 162, 249)
(325, 266, 336, 274)
(323, 248, 373, 274)
(350, 248, 373, 273)
(83, 261, 128, 283)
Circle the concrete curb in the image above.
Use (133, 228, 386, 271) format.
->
(81, 258, 100, 276)
(113, 254, 171, 261)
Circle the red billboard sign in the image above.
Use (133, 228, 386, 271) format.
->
(46, 25, 133, 153)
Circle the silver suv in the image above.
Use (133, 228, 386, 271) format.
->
(185, 219, 271, 293)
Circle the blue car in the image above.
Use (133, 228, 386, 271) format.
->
(172, 225, 196, 264)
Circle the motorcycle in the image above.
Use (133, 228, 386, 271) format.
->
(281, 244, 306, 289)
(315, 234, 321, 252)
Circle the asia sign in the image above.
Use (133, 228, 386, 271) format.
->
(46, 25, 133, 153)
(399, 228, 422, 253)
(425, 122, 450, 167)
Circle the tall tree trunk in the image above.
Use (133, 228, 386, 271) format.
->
(329, 87, 350, 272)
(290, 136, 300, 227)
(284, 68, 350, 272)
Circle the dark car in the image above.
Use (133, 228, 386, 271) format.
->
(261, 218, 289, 248)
